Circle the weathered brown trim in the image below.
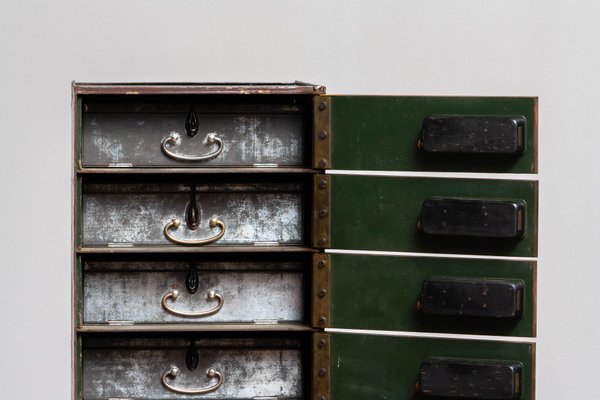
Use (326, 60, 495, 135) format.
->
(77, 323, 315, 333)
(73, 82, 326, 95)
(531, 342, 537, 400)
(312, 175, 331, 249)
(70, 82, 79, 400)
(533, 180, 539, 257)
(313, 96, 331, 169)
(532, 261, 537, 338)
(76, 246, 319, 254)
(533, 97, 539, 174)
(312, 332, 331, 400)
(77, 167, 320, 175)
(312, 254, 331, 328)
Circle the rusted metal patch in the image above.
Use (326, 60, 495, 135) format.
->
(312, 254, 331, 328)
(312, 175, 331, 249)
(73, 82, 326, 96)
(312, 332, 331, 400)
(313, 96, 331, 169)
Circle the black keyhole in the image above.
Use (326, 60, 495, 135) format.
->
(186, 264, 199, 294)
(186, 111, 199, 137)
(185, 341, 200, 371)
(185, 185, 200, 230)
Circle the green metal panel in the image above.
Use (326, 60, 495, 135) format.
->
(330, 96, 537, 173)
(330, 175, 537, 257)
(330, 254, 535, 337)
(330, 333, 534, 400)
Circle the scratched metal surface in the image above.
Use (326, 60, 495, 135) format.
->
(81, 182, 304, 246)
(82, 343, 303, 399)
(82, 112, 304, 167)
(83, 260, 304, 324)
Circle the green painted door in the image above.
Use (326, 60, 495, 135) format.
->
(329, 175, 537, 257)
(322, 333, 534, 400)
(329, 254, 536, 337)
(327, 96, 537, 173)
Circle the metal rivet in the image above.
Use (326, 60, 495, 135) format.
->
(317, 259, 327, 269)
(319, 101, 327, 111)
(319, 158, 328, 168)
(318, 367, 328, 376)
(318, 288, 327, 298)
(417, 138, 424, 150)
(319, 130, 329, 140)
(319, 180, 327, 189)
(318, 338, 328, 347)
(319, 238, 327, 246)
(416, 300, 423, 311)
(319, 208, 328, 218)
(318, 316, 327, 325)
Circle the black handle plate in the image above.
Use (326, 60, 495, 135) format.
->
(420, 116, 525, 154)
(420, 198, 526, 239)
(418, 277, 524, 318)
(419, 358, 522, 399)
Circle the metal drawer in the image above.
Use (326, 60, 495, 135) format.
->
(80, 175, 309, 248)
(82, 334, 306, 399)
(80, 96, 312, 168)
(324, 175, 537, 257)
(321, 254, 536, 337)
(317, 332, 534, 400)
(81, 256, 307, 326)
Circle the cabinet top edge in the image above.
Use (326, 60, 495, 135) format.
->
(72, 81, 326, 95)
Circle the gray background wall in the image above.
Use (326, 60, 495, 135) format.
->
(1, 0, 596, 397)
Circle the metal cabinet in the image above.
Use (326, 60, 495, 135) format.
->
(72, 82, 538, 399)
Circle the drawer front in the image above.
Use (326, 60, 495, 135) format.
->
(326, 96, 536, 173)
(325, 333, 534, 400)
(81, 99, 309, 168)
(81, 179, 306, 247)
(326, 254, 535, 337)
(82, 336, 304, 399)
(329, 175, 537, 257)
(83, 260, 305, 324)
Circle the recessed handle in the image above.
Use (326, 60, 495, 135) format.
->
(419, 198, 525, 239)
(417, 277, 524, 318)
(162, 366, 223, 395)
(161, 132, 224, 161)
(164, 217, 226, 246)
(419, 116, 525, 154)
(162, 289, 224, 318)
(418, 358, 522, 399)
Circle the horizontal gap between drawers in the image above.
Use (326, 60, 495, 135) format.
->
(326, 169, 539, 181)
(326, 248, 537, 262)
(325, 328, 536, 343)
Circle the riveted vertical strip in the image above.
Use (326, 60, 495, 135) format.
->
(312, 253, 331, 328)
(313, 96, 331, 169)
(312, 175, 331, 249)
(313, 332, 331, 400)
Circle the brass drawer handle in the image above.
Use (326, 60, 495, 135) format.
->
(161, 132, 224, 161)
(162, 366, 223, 395)
(162, 289, 224, 317)
(164, 217, 226, 245)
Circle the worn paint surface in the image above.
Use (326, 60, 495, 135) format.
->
(330, 333, 533, 400)
(330, 96, 537, 173)
(331, 175, 537, 256)
(82, 113, 304, 167)
(83, 260, 304, 324)
(83, 346, 303, 399)
(82, 182, 304, 246)
(329, 254, 535, 337)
